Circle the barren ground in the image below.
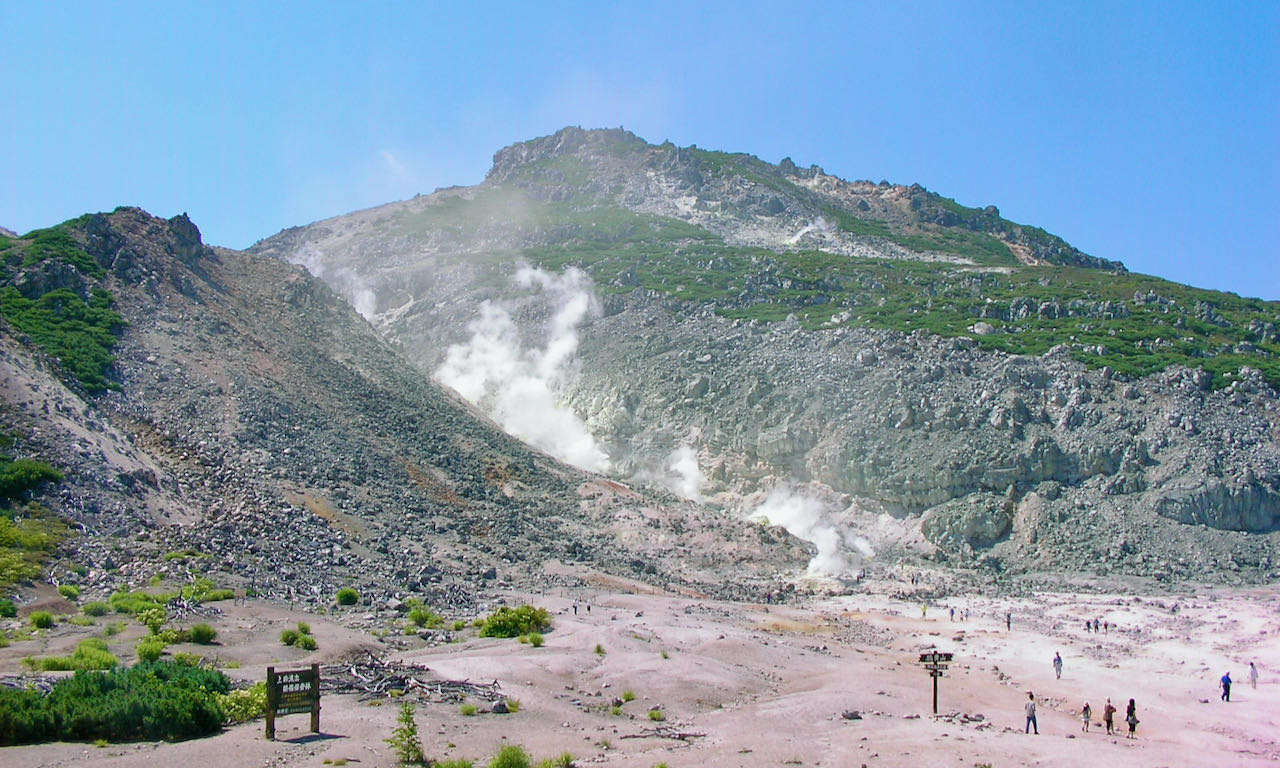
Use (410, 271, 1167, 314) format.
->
(2, 566, 1277, 768)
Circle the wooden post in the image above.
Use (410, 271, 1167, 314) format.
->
(265, 666, 278, 740)
(310, 662, 321, 734)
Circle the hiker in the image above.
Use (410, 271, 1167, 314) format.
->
(1006, 612, 1012, 630)
(1103, 698, 1117, 734)
(1103, 620, 1109, 635)
(950, 606, 955, 622)
(1093, 618, 1100, 633)
(1249, 662, 1258, 689)
(1221, 671, 1232, 702)
(572, 601, 579, 615)
(964, 608, 970, 622)
(922, 604, 928, 619)
(1081, 701, 1092, 732)
(1025, 692, 1038, 734)
(1053, 652, 1063, 679)
(1125, 698, 1138, 738)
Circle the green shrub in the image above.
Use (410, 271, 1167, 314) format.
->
(188, 623, 217, 645)
(29, 611, 53, 629)
(488, 744, 531, 768)
(478, 605, 552, 638)
(30, 638, 118, 671)
(408, 607, 443, 628)
(527, 632, 544, 648)
(386, 701, 426, 765)
(57, 584, 79, 600)
(82, 601, 110, 617)
(295, 633, 317, 651)
(0, 287, 123, 392)
(280, 629, 301, 646)
(0, 458, 63, 499)
(0, 658, 229, 745)
(505, 698, 521, 713)
(459, 703, 478, 716)
(109, 589, 166, 616)
(216, 681, 267, 724)
(452, 620, 467, 631)
(296, 621, 312, 635)
(647, 708, 665, 721)
(594, 644, 605, 657)
(336, 587, 360, 605)
(621, 690, 636, 702)
(0, 598, 15, 617)
(135, 638, 166, 663)
(136, 607, 166, 635)
(610, 705, 623, 716)
(436, 760, 475, 768)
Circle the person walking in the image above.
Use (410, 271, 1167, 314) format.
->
(1025, 692, 1038, 734)
(1081, 701, 1092, 732)
(1006, 612, 1012, 631)
(1053, 652, 1063, 679)
(1249, 661, 1259, 689)
(1103, 698, 1117, 734)
(1125, 698, 1138, 738)
(1221, 671, 1232, 702)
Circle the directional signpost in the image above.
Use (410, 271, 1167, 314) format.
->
(918, 651, 954, 715)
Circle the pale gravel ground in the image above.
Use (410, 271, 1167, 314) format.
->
(2, 568, 1278, 768)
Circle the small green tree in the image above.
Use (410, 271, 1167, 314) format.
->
(336, 587, 360, 606)
(386, 702, 425, 765)
(136, 607, 166, 635)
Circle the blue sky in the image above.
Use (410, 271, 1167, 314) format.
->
(3, 2, 1277, 298)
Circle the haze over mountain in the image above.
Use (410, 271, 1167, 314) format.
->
(0, 207, 801, 605)
(254, 127, 1280, 584)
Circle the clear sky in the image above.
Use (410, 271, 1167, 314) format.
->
(3, 2, 1277, 298)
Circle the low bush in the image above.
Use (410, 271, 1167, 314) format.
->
(335, 587, 360, 606)
(188, 623, 217, 645)
(82, 601, 110, 617)
(477, 605, 551, 638)
(459, 703, 478, 716)
(29, 611, 53, 629)
(621, 690, 636, 702)
(57, 584, 79, 600)
(408, 607, 443, 628)
(489, 744, 531, 768)
(296, 621, 312, 635)
(28, 638, 118, 671)
(647, 708, 665, 722)
(527, 632, 544, 648)
(295, 634, 317, 651)
(135, 638, 166, 663)
(216, 681, 266, 724)
(280, 629, 300, 646)
(0, 598, 15, 617)
(0, 658, 229, 745)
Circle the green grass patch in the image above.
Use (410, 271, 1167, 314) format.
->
(25, 637, 118, 671)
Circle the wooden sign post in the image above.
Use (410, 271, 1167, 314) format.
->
(265, 663, 321, 740)
(918, 651, 954, 715)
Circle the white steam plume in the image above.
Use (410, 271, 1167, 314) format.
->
(435, 266, 610, 473)
(750, 485, 875, 576)
(665, 445, 706, 503)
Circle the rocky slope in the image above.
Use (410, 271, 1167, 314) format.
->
(0, 209, 805, 606)
(252, 127, 1280, 584)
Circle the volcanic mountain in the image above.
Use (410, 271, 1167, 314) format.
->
(252, 126, 1280, 584)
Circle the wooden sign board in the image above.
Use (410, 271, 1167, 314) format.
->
(266, 664, 320, 740)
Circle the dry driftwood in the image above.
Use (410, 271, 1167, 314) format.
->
(620, 726, 706, 741)
(320, 654, 502, 702)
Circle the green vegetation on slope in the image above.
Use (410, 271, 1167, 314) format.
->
(0, 221, 125, 393)
(485, 200, 1280, 389)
